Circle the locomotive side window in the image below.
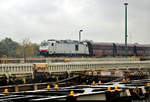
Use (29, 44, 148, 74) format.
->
(75, 45, 79, 51)
(51, 43, 54, 46)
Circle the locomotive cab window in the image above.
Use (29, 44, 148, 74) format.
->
(75, 45, 79, 51)
(40, 42, 48, 46)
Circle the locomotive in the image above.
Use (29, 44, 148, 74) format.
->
(40, 39, 89, 56)
(39, 39, 150, 57)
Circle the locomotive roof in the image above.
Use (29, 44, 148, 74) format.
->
(135, 44, 150, 47)
(93, 42, 150, 48)
(47, 39, 87, 44)
(93, 42, 114, 46)
(115, 43, 135, 47)
(46, 40, 150, 47)
(116, 43, 150, 47)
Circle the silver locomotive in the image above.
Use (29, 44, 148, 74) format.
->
(39, 39, 89, 56)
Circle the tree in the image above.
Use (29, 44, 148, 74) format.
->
(16, 38, 39, 62)
(0, 38, 18, 57)
(0, 37, 39, 59)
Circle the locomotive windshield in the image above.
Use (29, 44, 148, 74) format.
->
(40, 42, 48, 46)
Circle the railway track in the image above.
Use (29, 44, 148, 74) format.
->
(0, 61, 150, 85)
(0, 75, 80, 92)
(1, 78, 150, 102)
(1, 61, 150, 75)
(1, 57, 141, 63)
(1, 60, 150, 101)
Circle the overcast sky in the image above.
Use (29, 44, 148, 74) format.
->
(0, 0, 150, 44)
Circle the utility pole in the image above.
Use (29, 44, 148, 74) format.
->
(124, 3, 128, 57)
(79, 30, 83, 42)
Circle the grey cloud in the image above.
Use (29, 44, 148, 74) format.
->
(0, 0, 149, 44)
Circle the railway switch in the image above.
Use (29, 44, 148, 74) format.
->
(54, 84, 59, 89)
(92, 81, 95, 85)
(107, 87, 111, 91)
(147, 83, 150, 87)
(114, 86, 118, 90)
(47, 85, 51, 90)
(70, 91, 74, 96)
(122, 78, 126, 82)
(98, 81, 102, 84)
(4, 88, 8, 93)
